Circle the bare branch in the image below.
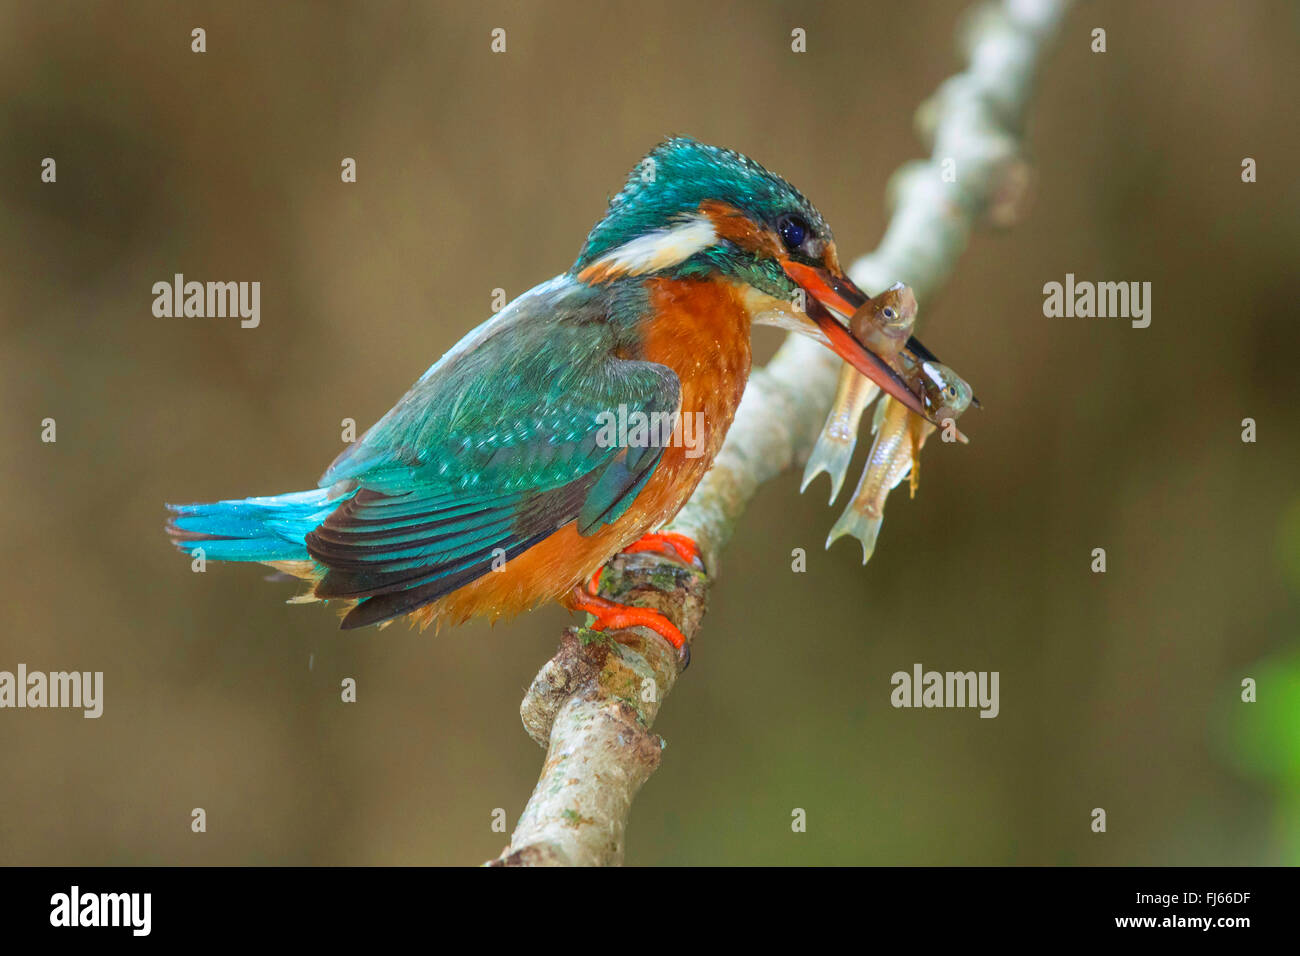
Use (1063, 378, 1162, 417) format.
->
(491, 0, 1074, 867)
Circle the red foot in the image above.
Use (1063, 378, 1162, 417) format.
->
(570, 585, 689, 666)
(620, 531, 704, 570)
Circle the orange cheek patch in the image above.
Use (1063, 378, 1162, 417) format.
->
(697, 200, 782, 258)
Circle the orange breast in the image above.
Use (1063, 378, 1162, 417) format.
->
(630, 275, 754, 527)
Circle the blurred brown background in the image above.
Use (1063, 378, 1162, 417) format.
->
(1, 0, 1298, 865)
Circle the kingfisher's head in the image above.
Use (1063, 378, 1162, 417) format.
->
(572, 138, 927, 417)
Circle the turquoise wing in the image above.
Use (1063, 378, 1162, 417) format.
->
(307, 279, 681, 628)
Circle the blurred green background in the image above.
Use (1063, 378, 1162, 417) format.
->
(1, 0, 1298, 865)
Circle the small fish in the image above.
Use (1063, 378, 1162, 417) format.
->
(826, 358, 975, 560)
(897, 356, 975, 492)
(901, 353, 975, 434)
(800, 370, 879, 502)
(826, 395, 920, 563)
(801, 283, 916, 501)
(849, 281, 918, 363)
(819, 285, 978, 561)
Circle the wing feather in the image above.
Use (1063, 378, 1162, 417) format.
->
(302, 279, 681, 627)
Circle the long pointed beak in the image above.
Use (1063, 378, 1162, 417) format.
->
(781, 258, 931, 420)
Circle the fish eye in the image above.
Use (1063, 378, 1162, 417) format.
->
(777, 214, 809, 252)
(947, 385, 958, 397)
(882, 307, 897, 321)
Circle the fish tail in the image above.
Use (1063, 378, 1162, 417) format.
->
(801, 370, 881, 503)
(825, 508, 884, 566)
(801, 434, 856, 503)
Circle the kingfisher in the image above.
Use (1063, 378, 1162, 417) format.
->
(166, 137, 942, 663)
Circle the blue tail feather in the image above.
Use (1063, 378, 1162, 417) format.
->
(166, 488, 349, 563)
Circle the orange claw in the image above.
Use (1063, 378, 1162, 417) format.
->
(569, 585, 689, 665)
(620, 531, 704, 570)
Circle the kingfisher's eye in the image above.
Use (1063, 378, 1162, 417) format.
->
(777, 215, 809, 252)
